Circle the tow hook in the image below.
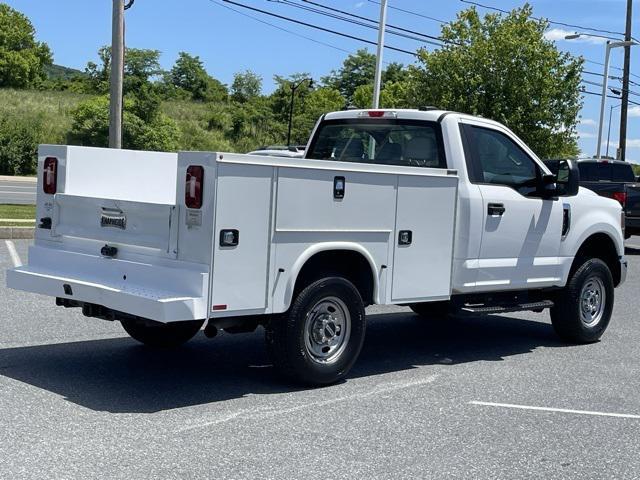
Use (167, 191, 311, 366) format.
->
(101, 244, 118, 258)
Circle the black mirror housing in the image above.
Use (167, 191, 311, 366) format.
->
(543, 159, 580, 197)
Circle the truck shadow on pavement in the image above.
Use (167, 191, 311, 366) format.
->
(0, 311, 565, 413)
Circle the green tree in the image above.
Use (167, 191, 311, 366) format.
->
(231, 70, 262, 103)
(406, 4, 583, 158)
(85, 46, 162, 93)
(322, 49, 405, 104)
(0, 3, 52, 88)
(68, 95, 179, 152)
(292, 87, 345, 144)
(170, 52, 227, 102)
(352, 82, 411, 109)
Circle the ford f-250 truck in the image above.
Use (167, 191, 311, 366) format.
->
(7, 109, 627, 385)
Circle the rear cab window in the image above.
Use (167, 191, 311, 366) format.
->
(306, 118, 447, 169)
(578, 162, 635, 182)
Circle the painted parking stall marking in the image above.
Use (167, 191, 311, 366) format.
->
(470, 401, 640, 420)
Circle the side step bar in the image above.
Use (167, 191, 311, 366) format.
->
(461, 300, 555, 315)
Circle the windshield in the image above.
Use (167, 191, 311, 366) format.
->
(306, 119, 447, 169)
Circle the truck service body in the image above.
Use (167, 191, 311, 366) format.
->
(7, 109, 627, 384)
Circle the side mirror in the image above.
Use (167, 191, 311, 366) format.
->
(543, 159, 579, 197)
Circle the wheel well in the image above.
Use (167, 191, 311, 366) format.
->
(293, 250, 375, 305)
(572, 233, 621, 286)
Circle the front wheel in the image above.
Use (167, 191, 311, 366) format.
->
(121, 319, 204, 348)
(265, 277, 366, 385)
(550, 258, 614, 343)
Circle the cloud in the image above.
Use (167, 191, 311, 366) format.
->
(602, 139, 640, 149)
(544, 28, 608, 44)
(578, 131, 597, 139)
(354, 1, 364, 8)
(580, 118, 598, 127)
(628, 106, 640, 117)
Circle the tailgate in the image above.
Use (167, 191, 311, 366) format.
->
(52, 194, 178, 256)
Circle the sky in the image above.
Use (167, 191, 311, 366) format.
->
(4, 0, 640, 160)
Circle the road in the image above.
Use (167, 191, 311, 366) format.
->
(0, 178, 36, 205)
(1, 239, 640, 479)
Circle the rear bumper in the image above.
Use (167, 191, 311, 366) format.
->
(6, 245, 209, 323)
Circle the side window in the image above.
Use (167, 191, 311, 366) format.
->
(463, 125, 540, 195)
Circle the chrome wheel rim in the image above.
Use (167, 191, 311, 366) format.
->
(303, 296, 351, 364)
(580, 276, 606, 327)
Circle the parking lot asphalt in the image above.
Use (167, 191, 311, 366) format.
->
(1, 239, 640, 479)
(0, 179, 36, 205)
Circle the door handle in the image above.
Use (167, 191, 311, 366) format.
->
(487, 203, 505, 216)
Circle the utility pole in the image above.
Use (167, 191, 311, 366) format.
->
(372, 0, 388, 109)
(619, 0, 633, 161)
(109, 0, 125, 149)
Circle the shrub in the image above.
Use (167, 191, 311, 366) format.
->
(68, 95, 180, 152)
(0, 115, 41, 175)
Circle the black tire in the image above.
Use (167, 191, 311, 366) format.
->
(265, 277, 366, 386)
(550, 258, 614, 344)
(410, 301, 452, 318)
(121, 319, 204, 348)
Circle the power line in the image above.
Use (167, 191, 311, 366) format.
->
(297, 0, 449, 44)
(460, 0, 627, 38)
(209, 0, 353, 55)
(219, 0, 419, 56)
(585, 59, 640, 81)
(367, 0, 449, 25)
(581, 88, 640, 106)
(267, 0, 444, 47)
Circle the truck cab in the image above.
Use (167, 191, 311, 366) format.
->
(7, 109, 627, 385)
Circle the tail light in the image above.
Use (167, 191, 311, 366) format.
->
(43, 157, 58, 195)
(185, 165, 204, 209)
(612, 191, 627, 207)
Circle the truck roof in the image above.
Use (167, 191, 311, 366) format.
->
(324, 108, 449, 122)
(323, 108, 506, 130)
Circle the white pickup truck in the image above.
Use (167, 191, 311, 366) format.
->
(7, 108, 627, 385)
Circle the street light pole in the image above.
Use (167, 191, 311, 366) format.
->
(287, 78, 313, 146)
(607, 103, 622, 158)
(109, 0, 124, 149)
(567, 34, 637, 159)
(596, 41, 615, 159)
(372, 0, 388, 109)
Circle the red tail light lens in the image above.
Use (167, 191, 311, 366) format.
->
(43, 157, 58, 195)
(185, 165, 204, 209)
(367, 110, 385, 117)
(613, 191, 627, 207)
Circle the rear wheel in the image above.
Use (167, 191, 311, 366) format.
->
(265, 277, 366, 385)
(550, 258, 614, 343)
(121, 319, 204, 348)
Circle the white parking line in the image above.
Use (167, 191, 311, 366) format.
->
(5, 240, 22, 267)
(470, 401, 640, 419)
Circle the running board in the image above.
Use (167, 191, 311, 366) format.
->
(461, 300, 555, 314)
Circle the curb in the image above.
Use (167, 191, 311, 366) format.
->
(0, 227, 34, 239)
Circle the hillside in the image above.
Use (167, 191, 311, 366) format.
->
(44, 64, 85, 80)
(0, 88, 237, 152)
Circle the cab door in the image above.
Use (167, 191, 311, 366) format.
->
(460, 123, 564, 291)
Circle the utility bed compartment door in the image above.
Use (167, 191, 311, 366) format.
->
(53, 194, 178, 254)
(391, 175, 458, 302)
